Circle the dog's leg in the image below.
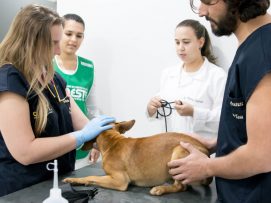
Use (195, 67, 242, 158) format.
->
(149, 146, 188, 196)
(201, 176, 213, 186)
(150, 180, 186, 195)
(63, 173, 130, 191)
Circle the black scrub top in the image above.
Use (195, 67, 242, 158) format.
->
(216, 24, 271, 203)
(0, 64, 75, 197)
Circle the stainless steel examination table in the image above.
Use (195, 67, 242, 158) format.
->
(0, 162, 218, 203)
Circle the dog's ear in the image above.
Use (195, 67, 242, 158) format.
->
(115, 120, 135, 134)
(81, 141, 95, 151)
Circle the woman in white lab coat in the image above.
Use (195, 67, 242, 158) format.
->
(147, 19, 226, 138)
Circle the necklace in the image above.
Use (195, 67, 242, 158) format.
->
(47, 80, 68, 103)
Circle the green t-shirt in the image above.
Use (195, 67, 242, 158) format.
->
(53, 56, 94, 159)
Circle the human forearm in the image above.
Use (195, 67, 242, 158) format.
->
(168, 141, 270, 184)
(13, 115, 115, 165)
(208, 144, 269, 179)
(16, 134, 76, 165)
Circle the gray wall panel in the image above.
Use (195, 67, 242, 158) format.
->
(0, 0, 57, 41)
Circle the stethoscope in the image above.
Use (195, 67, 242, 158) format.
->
(46, 80, 68, 103)
(156, 99, 182, 132)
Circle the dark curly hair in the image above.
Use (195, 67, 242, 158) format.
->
(225, 0, 269, 22)
(190, 0, 269, 22)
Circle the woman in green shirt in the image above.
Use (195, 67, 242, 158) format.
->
(53, 14, 100, 169)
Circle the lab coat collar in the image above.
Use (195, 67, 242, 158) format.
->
(180, 57, 209, 81)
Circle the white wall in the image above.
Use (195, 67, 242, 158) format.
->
(57, 0, 268, 137)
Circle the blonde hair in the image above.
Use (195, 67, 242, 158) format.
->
(0, 4, 62, 135)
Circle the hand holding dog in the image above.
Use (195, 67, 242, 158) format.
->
(174, 101, 194, 116)
(168, 142, 211, 185)
(73, 115, 115, 148)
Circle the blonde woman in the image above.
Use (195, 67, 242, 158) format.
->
(0, 4, 114, 196)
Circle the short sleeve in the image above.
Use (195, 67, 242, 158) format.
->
(0, 64, 29, 98)
(237, 24, 271, 101)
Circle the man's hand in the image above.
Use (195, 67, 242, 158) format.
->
(168, 142, 211, 184)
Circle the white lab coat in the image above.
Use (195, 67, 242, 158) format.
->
(153, 58, 227, 138)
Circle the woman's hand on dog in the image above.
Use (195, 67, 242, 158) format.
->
(73, 115, 116, 148)
(168, 142, 212, 185)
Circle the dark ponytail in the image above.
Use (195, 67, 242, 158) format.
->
(176, 19, 216, 64)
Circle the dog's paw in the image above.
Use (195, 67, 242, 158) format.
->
(63, 177, 74, 183)
(150, 186, 165, 196)
(63, 177, 83, 185)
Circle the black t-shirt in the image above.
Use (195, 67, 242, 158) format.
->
(216, 24, 271, 203)
(0, 64, 75, 196)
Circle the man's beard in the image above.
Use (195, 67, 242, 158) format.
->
(206, 9, 238, 36)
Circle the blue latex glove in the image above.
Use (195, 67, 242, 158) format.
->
(73, 115, 115, 148)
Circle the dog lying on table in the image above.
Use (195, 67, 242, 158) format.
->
(63, 120, 212, 196)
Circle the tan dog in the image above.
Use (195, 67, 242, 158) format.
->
(63, 120, 212, 195)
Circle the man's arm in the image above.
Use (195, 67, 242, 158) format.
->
(168, 73, 271, 183)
